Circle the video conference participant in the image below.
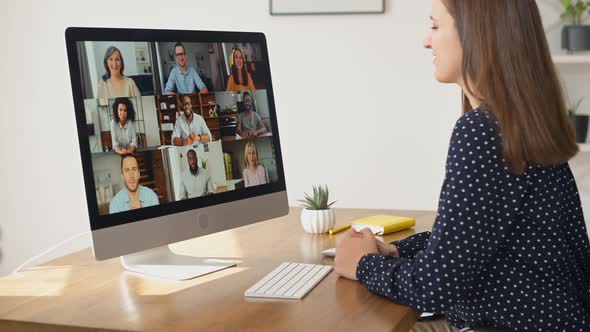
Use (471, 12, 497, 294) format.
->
(236, 91, 266, 139)
(172, 95, 212, 146)
(226, 48, 256, 91)
(109, 154, 159, 213)
(164, 42, 209, 94)
(242, 142, 267, 188)
(110, 97, 138, 155)
(98, 46, 140, 100)
(179, 149, 215, 199)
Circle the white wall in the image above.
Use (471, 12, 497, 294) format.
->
(1, 0, 586, 276)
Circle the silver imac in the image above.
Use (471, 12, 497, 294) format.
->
(65, 27, 288, 280)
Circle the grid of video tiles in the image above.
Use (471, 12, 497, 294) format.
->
(77, 41, 278, 215)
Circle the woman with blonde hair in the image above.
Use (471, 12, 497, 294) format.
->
(335, 1, 590, 331)
(242, 142, 267, 187)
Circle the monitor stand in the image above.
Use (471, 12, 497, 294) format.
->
(120, 245, 237, 280)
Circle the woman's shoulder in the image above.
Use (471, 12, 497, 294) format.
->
(123, 76, 137, 85)
(454, 108, 498, 135)
(257, 164, 266, 172)
(449, 108, 502, 159)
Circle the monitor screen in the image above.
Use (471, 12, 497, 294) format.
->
(66, 28, 286, 232)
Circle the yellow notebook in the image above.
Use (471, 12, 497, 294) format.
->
(351, 215, 416, 235)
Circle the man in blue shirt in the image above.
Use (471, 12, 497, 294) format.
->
(163, 42, 209, 94)
(109, 154, 159, 214)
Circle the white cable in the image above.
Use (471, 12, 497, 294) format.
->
(12, 231, 90, 274)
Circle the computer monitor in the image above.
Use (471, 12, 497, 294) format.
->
(65, 27, 288, 280)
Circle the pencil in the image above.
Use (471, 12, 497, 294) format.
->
(329, 224, 351, 235)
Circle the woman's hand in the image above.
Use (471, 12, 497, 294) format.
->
(335, 228, 378, 280)
(376, 240, 399, 257)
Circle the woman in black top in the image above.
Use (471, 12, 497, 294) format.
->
(334, 1, 590, 331)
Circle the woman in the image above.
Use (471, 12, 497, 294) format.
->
(109, 97, 138, 155)
(226, 48, 256, 91)
(242, 142, 267, 187)
(335, 1, 590, 331)
(98, 46, 140, 101)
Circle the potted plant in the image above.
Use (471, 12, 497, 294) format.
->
(298, 185, 336, 234)
(569, 97, 589, 143)
(561, 0, 590, 52)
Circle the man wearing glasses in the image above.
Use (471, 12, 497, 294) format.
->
(163, 42, 209, 94)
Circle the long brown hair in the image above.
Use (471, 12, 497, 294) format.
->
(231, 48, 248, 85)
(443, 0, 578, 174)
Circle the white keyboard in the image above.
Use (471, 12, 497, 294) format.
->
(244, 262, 333, 300)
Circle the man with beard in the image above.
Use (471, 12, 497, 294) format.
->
(236, 91, 266, 139)
(163, 42, 209, 94)
(179, 149, 215, 199)
(109, 154, 159, 213)
(172, 94, 212, 146)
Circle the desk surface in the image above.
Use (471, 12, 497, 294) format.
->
(0, 208, 436, 332)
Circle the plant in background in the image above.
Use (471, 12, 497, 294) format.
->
(568, 97, 585, 116)
(560, 0, 590, 25)
(567, 97, 590, 143)
(298, 185, 336, 210)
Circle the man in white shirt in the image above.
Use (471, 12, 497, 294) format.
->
(172, 95, 212, 146)
(179, 149, 215, 199)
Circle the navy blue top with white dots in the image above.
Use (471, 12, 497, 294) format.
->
(357, 109, 590, 331)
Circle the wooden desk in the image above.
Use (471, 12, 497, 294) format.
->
(0, 208, 436, 332)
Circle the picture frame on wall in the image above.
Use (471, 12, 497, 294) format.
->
(135, 48, 147, 63)
(269, 0, 385, 16)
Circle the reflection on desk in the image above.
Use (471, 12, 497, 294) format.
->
(222, 132, 273, 142)
(0, 208, 436, 332)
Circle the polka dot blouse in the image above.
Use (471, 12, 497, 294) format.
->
(356, 109, 590, 331)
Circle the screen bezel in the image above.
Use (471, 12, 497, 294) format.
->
(65, 27, 287, 231)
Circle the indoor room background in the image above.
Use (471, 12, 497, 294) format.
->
(0, 0, 587, 276)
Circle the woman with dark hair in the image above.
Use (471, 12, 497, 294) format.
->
(98, 46, 140, 101)
(109, 97, 137, 155)
(335, 1, 590, 331)
(226, 48, 256, 91)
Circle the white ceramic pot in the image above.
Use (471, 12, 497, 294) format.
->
(300, 208, 335, 234)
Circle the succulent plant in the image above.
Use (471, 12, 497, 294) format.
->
(298, 185, 336, 210)
(568, 97, 585, 116)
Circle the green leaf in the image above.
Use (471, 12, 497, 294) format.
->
(299, 184, 334, 210)
(574, 97, 585, 112)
